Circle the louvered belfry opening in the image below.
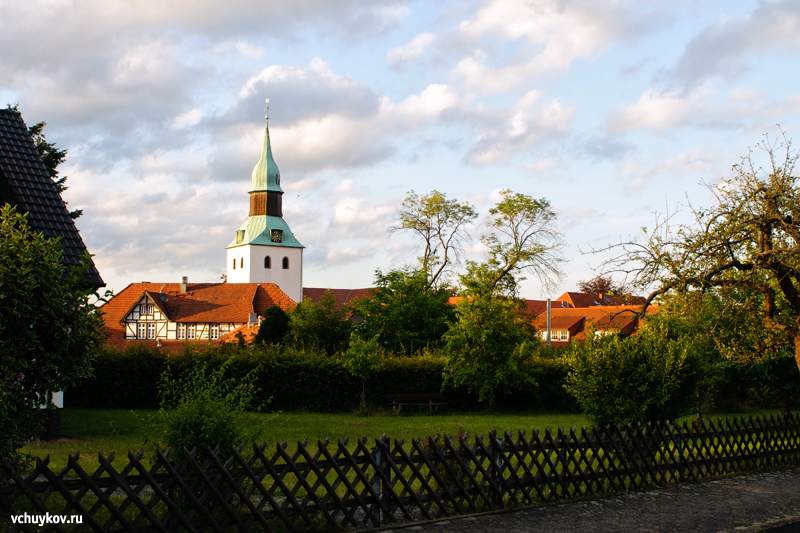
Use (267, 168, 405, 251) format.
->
(249, 191, 282, 217)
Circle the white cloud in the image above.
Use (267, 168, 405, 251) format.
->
(466, 91, 574, 165)
(387, 33, 436, 69)
(669, 0, 800, 87)
(331, 196, 396, 229)
(608, 87, 714, 132)
(234, 41, 264, 58)
(448, 0, 647, 94)
(621, 149, 722, 191)
(173, 109, 204, 130)
(331, 178, 354, 194)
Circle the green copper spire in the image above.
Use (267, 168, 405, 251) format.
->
(250, 107, 283, 193)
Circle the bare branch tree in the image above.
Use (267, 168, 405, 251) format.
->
(591, 129, 800, 369)
(391, 190, 477, 287)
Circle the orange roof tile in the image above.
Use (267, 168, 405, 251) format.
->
(532, 304, 659, 344)
(101, 282, 295, 351)
(302, 287, 375, 310)
(555, 292, 646, 308)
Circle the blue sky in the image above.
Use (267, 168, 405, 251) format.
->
(2, 0, 799, 298)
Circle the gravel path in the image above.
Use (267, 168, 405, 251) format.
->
(372, 468, 800, 533)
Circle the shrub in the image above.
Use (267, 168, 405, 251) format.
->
(157, 356, 265, 462)
(564, 320, 701, 427)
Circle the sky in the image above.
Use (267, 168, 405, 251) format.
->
(3, 0, 800, 299)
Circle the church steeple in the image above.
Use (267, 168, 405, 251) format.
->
(250, 116, 283, 193)
(226, 99, 304, 303)
(249, 100, 284, 217)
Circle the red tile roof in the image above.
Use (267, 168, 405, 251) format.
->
(532, 304, 659, 345)
(302, 287, 375, 310)
(101, 282, 295, 351)
(555, 292, 646, 308)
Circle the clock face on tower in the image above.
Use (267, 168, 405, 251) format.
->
(271, 229, 283, 243)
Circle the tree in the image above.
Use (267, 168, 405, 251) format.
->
(287, 292, 351, 354)
(350, 268, 455, 352)
(254, 305, 290, 345)
(442, 295, 539, 410)
(577, 275, 623, 295)
(563, 318, 700, 427)
(0, 205, 104, 458)
(342, 334, 383, 414)
(391, 190, 477, 287)
(459, 190, 565, 297)
(595, 130, 800, 372)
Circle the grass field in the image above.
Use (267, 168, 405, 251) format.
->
(18, 406, 781, 471)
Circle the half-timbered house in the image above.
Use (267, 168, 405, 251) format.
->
(102, 279, 295, 354)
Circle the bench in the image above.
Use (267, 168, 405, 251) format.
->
(385, 393, 447, 415)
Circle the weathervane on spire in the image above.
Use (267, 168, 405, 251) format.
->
(265, 98, 270, 121)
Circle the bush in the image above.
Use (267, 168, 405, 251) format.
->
(0, 205, 105, 458)
(157, 356, 265, 461)
(564, 320, 701, 427)
(70, 343, 579, 413)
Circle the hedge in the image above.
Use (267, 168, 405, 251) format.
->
(69, 343, 800, 414)
(67, 344, 578, 413)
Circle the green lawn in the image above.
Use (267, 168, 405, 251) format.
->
(19, 407, 782, 471)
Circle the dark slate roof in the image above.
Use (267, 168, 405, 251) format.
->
(0, 108, 104, 288)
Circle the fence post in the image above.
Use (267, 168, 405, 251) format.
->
(372, 443, 382, 525)
(381, 436, 392, 524)
(490, 430, 504, 509)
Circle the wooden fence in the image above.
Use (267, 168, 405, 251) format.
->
(2, 413, 800, 533)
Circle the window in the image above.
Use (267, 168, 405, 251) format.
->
(282, 257, 289, 269)
(137, 322, 147, 340)
(187, 324, 196, 340)
(178, 323, 186, 340)
(240, 257, 244, 269)
(232, 258, 236, 270)
(139, 303, 154, 315)
(264, 256, 271, 269)
(559, 330, 569, 341)
(210, 324, 220, 340)
(147, 323, 156, 339)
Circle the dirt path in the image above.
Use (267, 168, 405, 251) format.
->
(373, 467, 800, 533)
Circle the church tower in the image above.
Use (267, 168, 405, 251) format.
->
(226, 101, 304, 302)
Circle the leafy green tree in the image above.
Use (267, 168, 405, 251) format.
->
(342, 334, 382, 413)
(442, 295, 538, 410)
(254, 305, 290, 345)
(457, 190, 565, 298)
(595, 130, 800, 372)
(0, 205, 104, 458)
(391, 190, 477, 287)
(350, 268, 455, 352)
(287, 292, 351, 354)
(563, 318, 701, 427)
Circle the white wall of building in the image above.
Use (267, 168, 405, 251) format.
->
(226, 244, 303, 303)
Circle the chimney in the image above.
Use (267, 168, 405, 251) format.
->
(157, 339, 163, 348)
(180, 276, 188, 292)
